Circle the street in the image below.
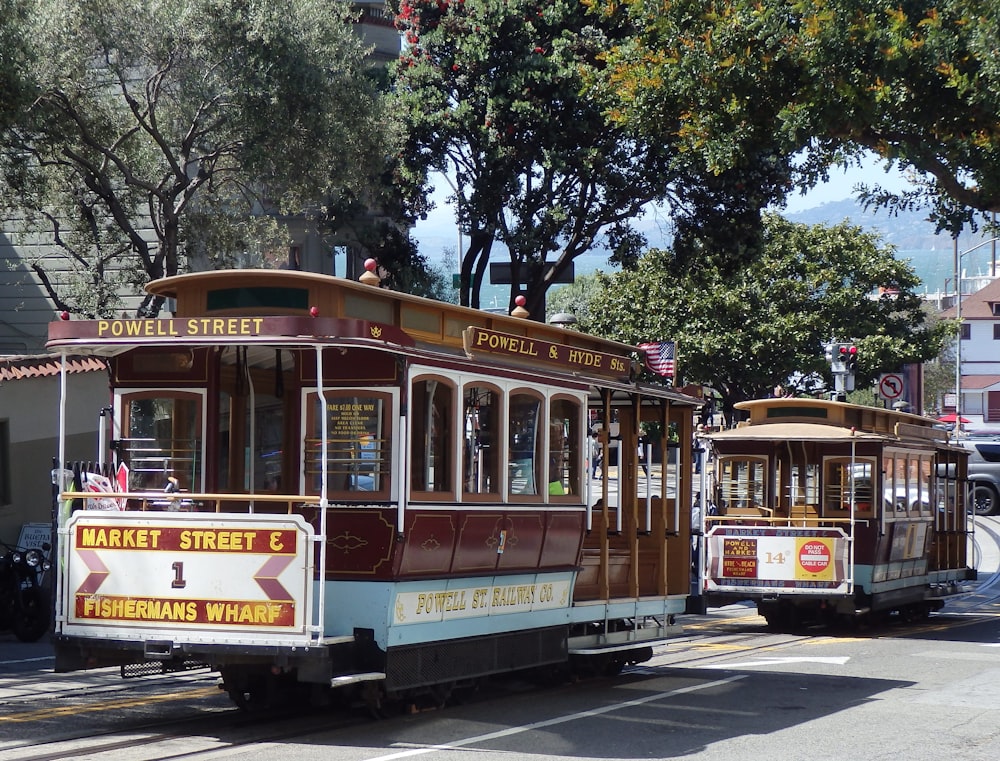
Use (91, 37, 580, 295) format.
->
(2, 516, 1000, 761)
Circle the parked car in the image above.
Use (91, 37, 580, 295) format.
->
(958, 431, 1000, 515)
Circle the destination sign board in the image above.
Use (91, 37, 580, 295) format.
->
(462, 327, 632, 379)
(47, 316, 415, 348)
(64, 512, 313, 636)
(704, 526, 850, 594)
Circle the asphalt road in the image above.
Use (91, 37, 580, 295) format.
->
(2, 517, 1000, 761)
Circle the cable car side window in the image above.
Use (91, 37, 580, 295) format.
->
(917, 455, 933, 516)
(303, 390, 391, 497)
(463, 383, 502, 499)
(509, 390, 543, 498)
(548, 395, 583, 500)
(410, 376, 456, 499)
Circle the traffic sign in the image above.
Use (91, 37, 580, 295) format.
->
(878, 373, 905, 401)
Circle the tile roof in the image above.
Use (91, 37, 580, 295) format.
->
(962, 374, 1000, 390)
(941, 277, 1000, 319)
(0, 354, 105, 382)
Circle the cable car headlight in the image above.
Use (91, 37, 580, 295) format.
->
(25, 549, 43, 568)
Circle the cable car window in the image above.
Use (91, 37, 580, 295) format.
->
(304, 391, 391, 497)
(247, 395, 284, 492)
(784, 463, 820, 510)
(119, 391, 203, 493)
(883, 452, 914, 518)
(718, 456, 766, 512)
(823, 457, 875, 515)
(463, 384, 501, 498)
(548, 396, 582, 499)
(509, 391, 543, 497)
(917, 456, 933, 516)
(410, 377, 455, 498)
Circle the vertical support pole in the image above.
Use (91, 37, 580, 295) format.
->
(314, 345, 329, 643)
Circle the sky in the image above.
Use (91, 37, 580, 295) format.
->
(413, 153, 916, 262)
(783, 155, 912, 214)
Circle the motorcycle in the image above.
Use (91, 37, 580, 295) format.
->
(0, 540, 52, 642)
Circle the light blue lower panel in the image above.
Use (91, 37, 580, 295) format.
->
(318, 573, 689, 650)
(568, 597, 689, 626)
(320, 572, 576, 650)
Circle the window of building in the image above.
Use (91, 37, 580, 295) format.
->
(961, 323, 971, 340)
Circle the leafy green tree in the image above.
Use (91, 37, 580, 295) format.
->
(786, 0, 1000, 231)
(0, 0, 386, 317)
(392, 0, 677, 317)
(600, 0, 1000, 235)
(544, 272, 608, 326)
(922, 311, 957, 416)
(584, 215, 950, 425)
(587, 0, 806, 274)
(0, 0, 33, 133)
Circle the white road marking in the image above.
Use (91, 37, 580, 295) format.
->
(700, 656, 850, 669)
(0, 656, 53, 666)
(366, 675, 747, 761)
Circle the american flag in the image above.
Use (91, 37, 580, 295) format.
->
(638, 341, 675, 378)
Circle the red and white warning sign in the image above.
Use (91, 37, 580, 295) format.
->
(797, 539, 832, 575)
(878, 373, 905, 402)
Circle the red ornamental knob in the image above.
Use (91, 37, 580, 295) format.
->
(515, 295, 526, 307)
(309, 306, 319, 318)
(60, 311, 70, 321)
(365, 258, 377, 273)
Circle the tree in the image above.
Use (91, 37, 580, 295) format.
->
(584, 0, 812, 276)
(583, 214, 950, 426)
(0, 0, 386, 317)
(0, 0, 33, 133)
(921, 306, 956, 416)
(544, 272, 607, 326)
(600, 1, 1000, 235)
(392, 0, 678, 317)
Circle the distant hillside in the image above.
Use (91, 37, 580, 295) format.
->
(470, 197, 995, 308)
(786, 199, 998, 294)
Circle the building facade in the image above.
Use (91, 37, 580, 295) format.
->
(945, 275, 1000, 429)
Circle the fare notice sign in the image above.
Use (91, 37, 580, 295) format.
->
(65, 512, 313, 636)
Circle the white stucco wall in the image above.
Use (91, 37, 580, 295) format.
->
(0, 368, 108, 541)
